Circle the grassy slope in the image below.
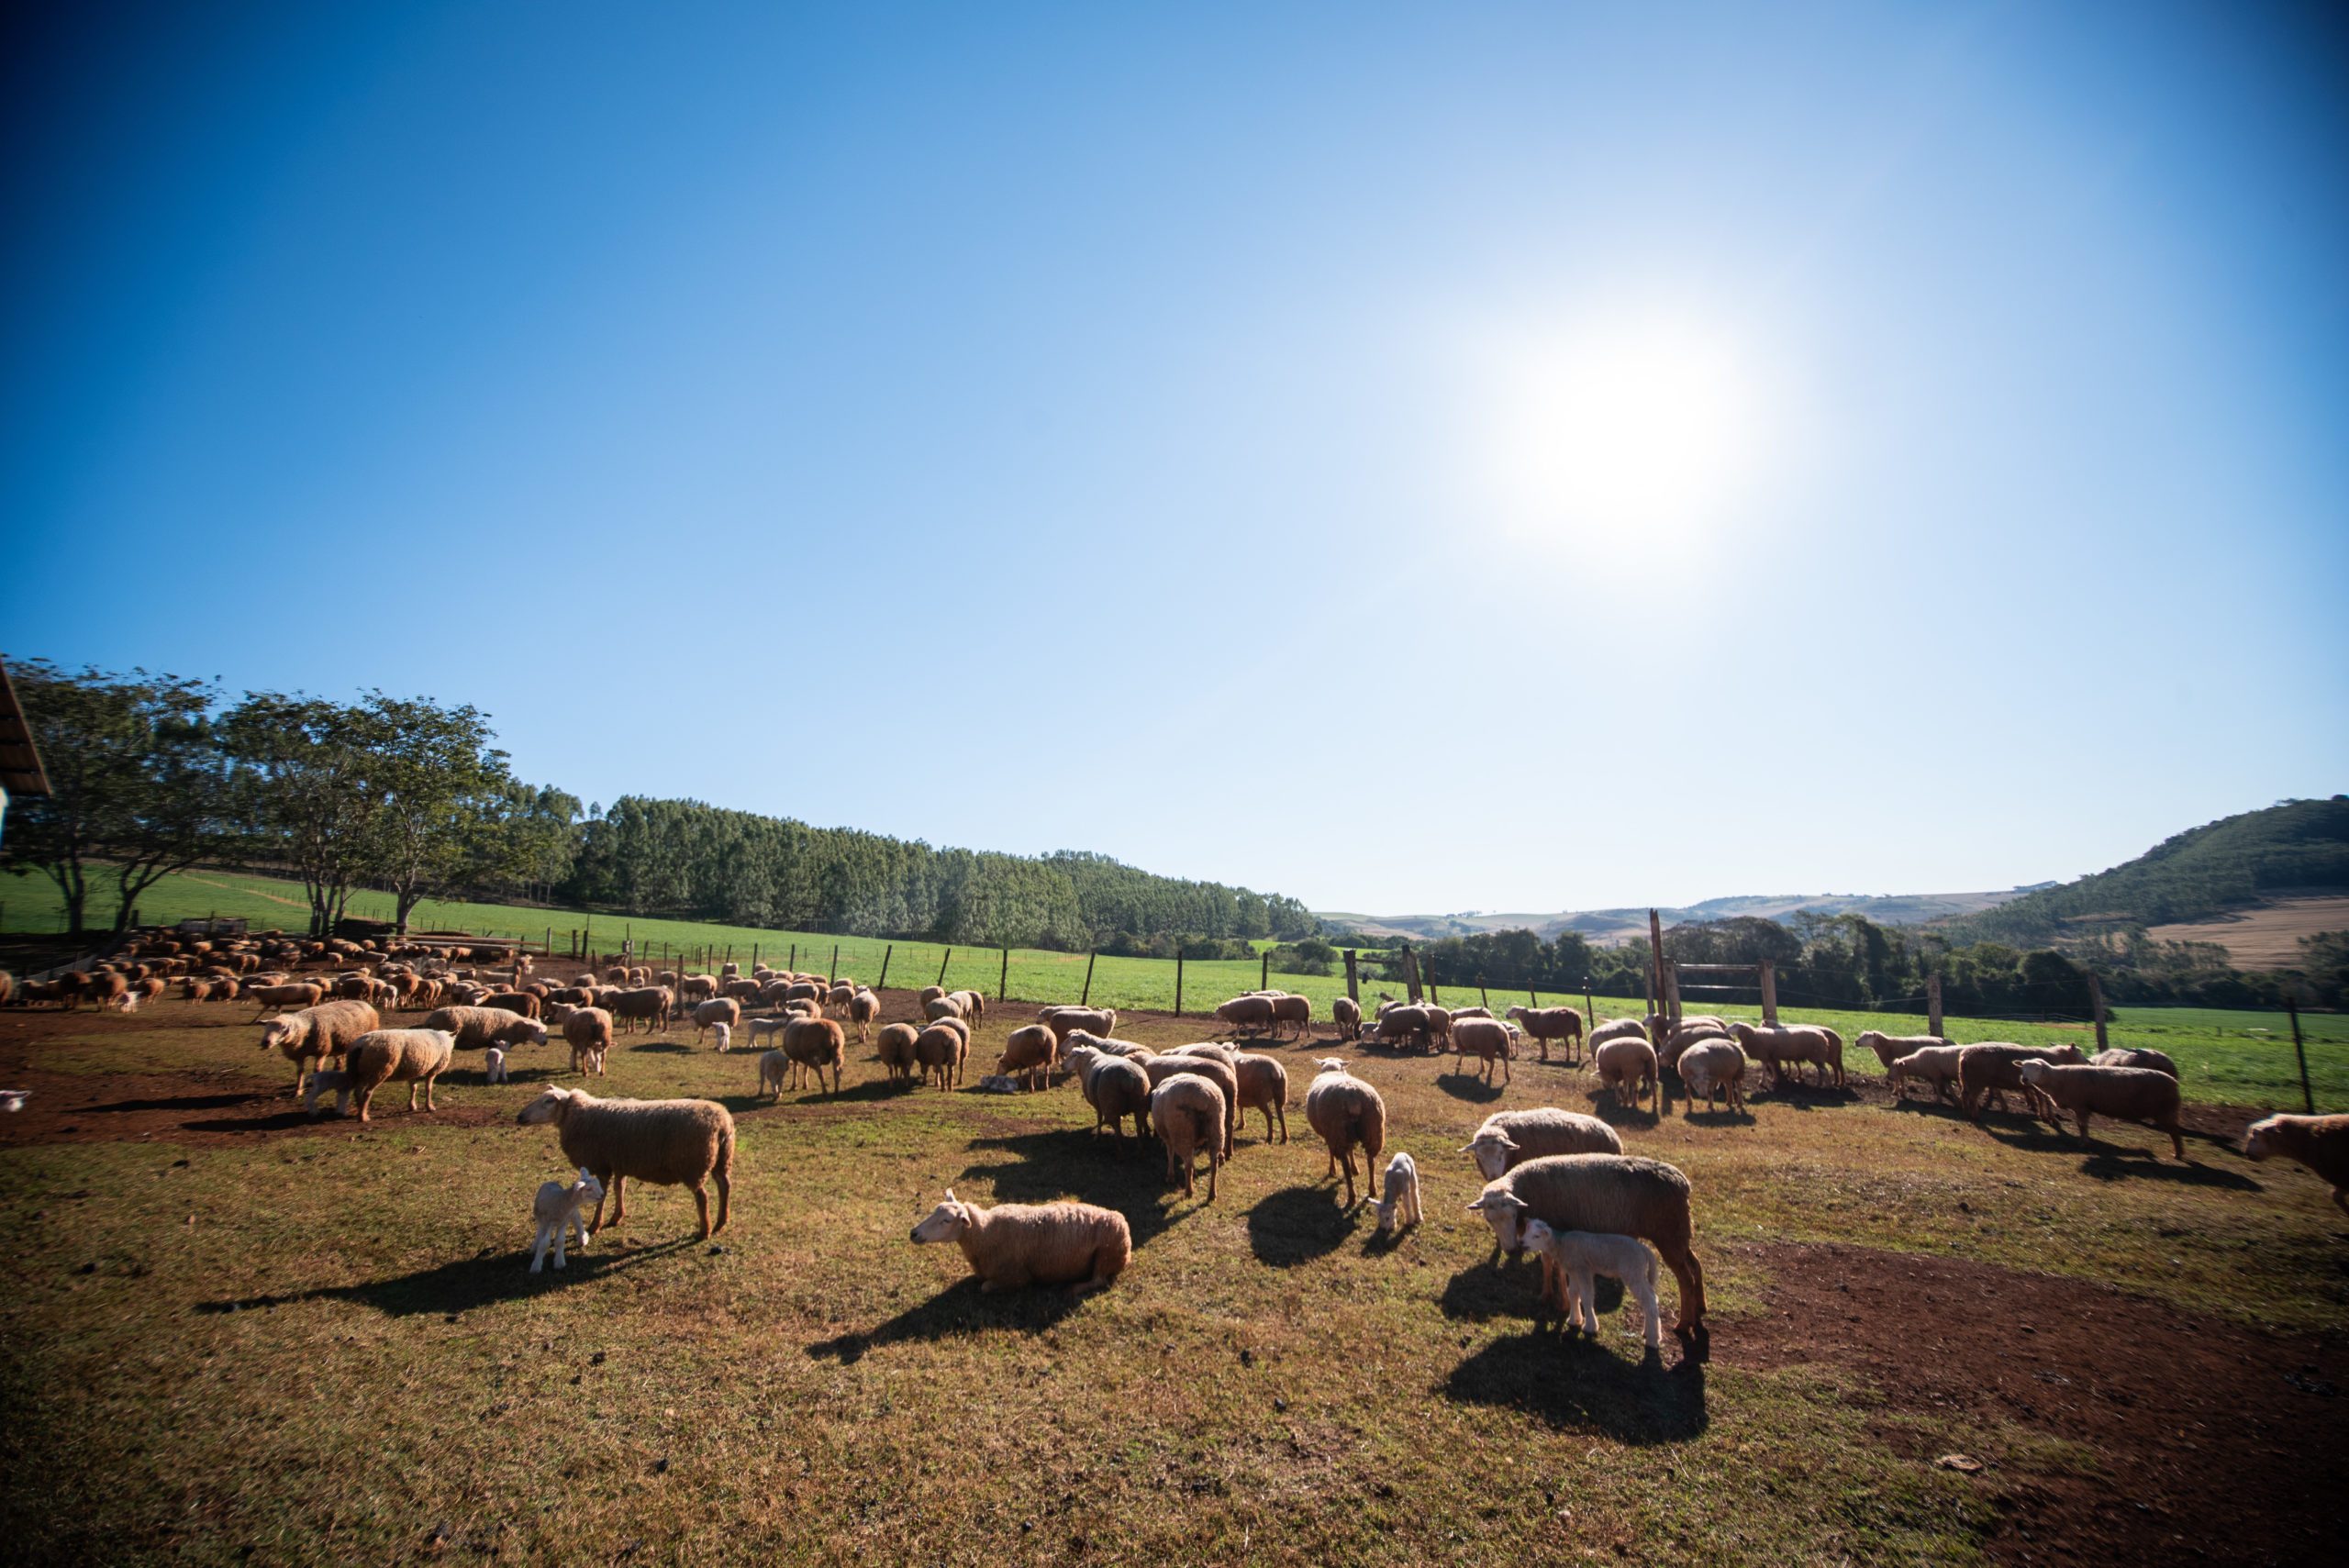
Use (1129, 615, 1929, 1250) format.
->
(4, 1001, 2343, 1563)
(9, 866, 2344, 1110)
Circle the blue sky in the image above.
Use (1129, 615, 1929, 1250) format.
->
(4, 1, 2344, 914)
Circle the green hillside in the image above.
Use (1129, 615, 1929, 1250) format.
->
(1944, 796, 2349, 947)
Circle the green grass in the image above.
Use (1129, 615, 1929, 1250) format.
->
(6, 995, 2342, 1564)
(9, 866, 2343, 1110)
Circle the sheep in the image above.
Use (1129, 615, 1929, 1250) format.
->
(909, 1189, 1130, 1293)
(923, 995, 967, 1026)
(1366, 1003, 1434, 1052)
(1520, 1218, 1664, 1351)
(755, 1049, 795, 1099)
(1270, 994, 1313, 1039)
(2243, 1114, 2349, 1216)
(947, 990, 986, 1029)
(707, 1021, 733, 1055)
(514, 1086, 734, 1239)
(1213, 994, 1277, 1038)
(1462, 1107, 1624, 1180)
(561, 1007, 613, 1076)
(1675, 1038, 1748, 1113)
(2018, 1059, 2187, 1160)
(1505, 1005, 1584, 1064)
(1586, 1017, 1647, 1052)
(1040, 1006, 1117, 1044)
(918, 984, 947, 1009)
(687, 996, 740, 1046)
(678, 974, 718, 1005)
(1141, 1054, 1239, 1157)
(1729, 1021, 1845, 1088)
(1887, 1044, 1965, 1104)
(2092, 1047, 2179, 1079)
(1077, 1051, 1152, 1141)
(915, 1022, 967, 1090)
(1594, 1036, 1659, 1113)
(1304, 1061, 1387, 1207)
(1655, 1018, 1732, 1072)
(1374, 1151, 1422, 1234)
(1065, 1028, 1152, 1059)
(1856, 1031, 1951, 1073)
(245, 982, 327, 1018)
(781, 1017, 846, 1094)
(1645, 1013, 1730, 1044)
(996, 1024, 1060, 1092)
(1332, 995, 1363, 1041)
(259, 999, 382, 1098)
(1959, 1042, 2086, 1122)
(1230, 1052, 1290, 1143)
(1465, 1152, 1707, 1331)
(607, 985, 674, 1035)
(335, 1028, 457, 1121)
(485, 1046, 510, 1084)
(1150, 1073, 1227, 1201)
(1, 1090, 29, 1112)
(529, 1169, 606, 1273)
(1449, 1017, 1514, 1084)
(421, 1005, 549, 1053)
(847, 988, 881, 1044)
(874, 1021, 922, 1084)
(483, 990, 542, 1019)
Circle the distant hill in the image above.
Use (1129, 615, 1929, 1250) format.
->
(1320, 885, 2040, 946)
(1942, 796, 2349, 951)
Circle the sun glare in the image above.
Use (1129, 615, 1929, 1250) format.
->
(1470, 310, 1772, 550)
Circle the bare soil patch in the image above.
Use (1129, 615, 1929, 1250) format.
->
(2149, 892, 2349, 970)
(1729, 1240, 2349, 1566)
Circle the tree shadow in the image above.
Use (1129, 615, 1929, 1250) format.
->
(1444, 1332, 1707, 1443)
(1246, 1181, 1366, 1266)
(805, 1275, 1092, 1365)
(195, 1235, 703, 1318)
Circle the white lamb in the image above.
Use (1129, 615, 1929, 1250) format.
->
(1520, 1217, 1664, 1351)
(485, 1047, 509, 1084)
(529, 1168, 606, 1273)
(1375, 1151, 1422, 1234)
(0, 1090, 28, 1112)
(709, 1021, 733, 1054)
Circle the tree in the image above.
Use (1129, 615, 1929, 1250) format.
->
(362, 693, 523, 933)
(218, 693, 388, 937)
(0, 662, 233, 935)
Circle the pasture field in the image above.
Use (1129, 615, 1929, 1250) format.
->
(1, 988, 2344, 1565)
(7, 867, 2345, 1112)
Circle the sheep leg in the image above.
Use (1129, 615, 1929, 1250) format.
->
(1655, 1240, 1707, 1331)
(601, 1174, 629, 1233)
(711, 1168, 730, 1235)
(529, 1224, 554, 1273)
(1629, 1272, 1663, 1350)
(691, 1181, 711, 1240)
(1574, 1268, 1601, 1336)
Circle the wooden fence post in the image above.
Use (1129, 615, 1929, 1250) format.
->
(1426, 958, 1441, 1006)
(1344, 950, 1359, 1003)
(2087, 972, 2108, 1053)
(1927, 973, 1943, 1038)
(1081, 951, 1097, 1006)
(828, 944, 838, 984)
(788, 943, 796, 971)
(877, 944, 893, 990)
(1758, 960, 1778, 1027)
(998, 946, 1008, 1002)
(938, 948, 953, 987)
(1664, 961, 1682, 1024)
(1648, 908, 1666, 1012)
(752, 942, 759, 970)
(1583, 984, 1595, 1029)
(1174, 945, 1185, 1018)
(1478, 974, 1490, 1011)
(2288, 1000, 2313, 1115)
(1261, 950, 1270, 990)
(1402, 944, 1422, 1004)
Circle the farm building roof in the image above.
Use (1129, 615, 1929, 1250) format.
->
(0, 657, 52, 798)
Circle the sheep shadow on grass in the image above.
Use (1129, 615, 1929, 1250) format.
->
(1444, 1332, 1706, 1442)
(1440, 1255, 1624, 1323)
(1675, 1105, 1758, 1129)
(1246, 1181, 1369, 1266)
(1580, 1092, 1660, 1131)
(1434, 1071, 1508, 1105)
(87, 1090, 271, 1117)
(196, 1234, 704, 1318)
(805, 1275, 1090, 1365)
(960, 1129, 1190, 1251)
(1977, 1119, 2263, 1188)
(1743, 1081, 1859, 1112)
(629, 1040, 694, 1055)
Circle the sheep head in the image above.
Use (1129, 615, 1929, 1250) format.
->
(2016, 1058, 2053, 1086)
(909, 1190, 973, 1246)
(516, 1086, 579, 1126)
(1313, 1058, 1349, 1075)
(2243, 1116, 2286, 1162)
(1465, 1188, 1531, 1255)
(1461, 1130, 1518, 1181)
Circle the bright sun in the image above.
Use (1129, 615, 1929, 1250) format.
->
(1471, 310, 1770, 548)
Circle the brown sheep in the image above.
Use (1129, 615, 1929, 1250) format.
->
(996, 1024, 1060, 1092)
(875, 1021, 922, 1084)
(692, 996, 741, 1046)
(2243, 1114, 2349, 1216)
(781, 1017, 846, 1095)
(1150, 1074, 1226, 1201)
(1141, 1054, 1239, 1158)
(562, 1006, 614, 1075)
(1303, 1061, 1386, 1207)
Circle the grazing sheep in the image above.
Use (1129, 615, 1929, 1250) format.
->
(1959, 1042, 2086, 1122)
(421, 1005, 549, 1053)
(947, 990, 986, 1029)
(847, 988, 881, 1044)
(1506, 1005, 1584, 1064)
(483, 990, 542, 1020)
(607, 986, 674, 1035)
(485, 1046, 510, 1084)
(909, 1189, 1130, 1293)
(996, 1024, 1060, 1092)
(1466, 1152, 1707, 1331)
(1450, 1017, 1515, 1084)
(1375, 1151, 1422, 1234)
(2092, 1047, 2179, 1079)
(1304, 1061, 1387, 1207)
(1214, 995, 1277, 1038)
(1270, 994, 1313, 1039)
(1063, 1028, 1151, 1060)
(874, 1021, 922, 1084)
(1141, 1054, 1240, 1157)
(514, 1086, 734, 1239)
(923, 995, 967, 1025)
(245, 982, 327, 1017)
(1856, 1031, 1951, 1072)
(1366, 1003, 1434, 1052)
(692, 996, 741, 1045)
(259, 999, 382, 1098)
(1040, 1006, 1117, 1044)
(1595, 1036, 1659, 1113)
(1230, 1052, 1290, 1143)
(529, 1169, 605, 1273)
(918, 985, 946, 1009)
(1521, 1218, 1664, 1350)
(915, 1022, 967, 1090)
(1675, 1038, 1748, 1113)
(677, 974, 718, 1005)
(1729, 1022, 1845, 1089)
(781, 1017, 846, 1094)
(755, 1049, 795, 1099)
(336, 1028, 457, 1121)
(1080, 1052, 1153, 1141)
(1163, 1040, 1241, 1070)
(1332, 995, 1363, 1041)
(1462, 1107, 1624, 1180)
(1887, 1044, 1965, 1103)
(2018, 1059, 2187, 1160)
(1655, 1018, 1732, 1072)
(2243, 1114, 2349, 1216)
(562, 1007, 614, 1076)
(1150, 1074, 1227, 1201)
(1586, 1017, 1646, 1052)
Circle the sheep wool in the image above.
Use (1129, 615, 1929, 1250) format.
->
(909, 1190, 1130, 1293)
(515, 1086, 734, 1240)
(1304, 1063, 1387, 1207)
(1468, 1153, 1707, 1332)
(1462, 1107, 1622, 1181)
(2243, 1114, 2349, 1217)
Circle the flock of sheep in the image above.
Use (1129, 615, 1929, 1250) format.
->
(4, 933, 2347, 1349)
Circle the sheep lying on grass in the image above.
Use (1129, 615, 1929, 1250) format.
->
(529, 1169, 605, 1273)
(2092, 1047, 2179, 1078)
(1521, 1218, 1664, 1351)
(1375, 1151, 1422, 1234)
(909, 1189, 1130, 1294)
(1305, 1060, 1386, 1207)
(2243, 1114, 2349, 1216)
(1151, 1074, 1226, 1201)
(515, 1086, 734, 1239)
(1462, 1107, 1621, 1180)
(1466, 1153, 1707, 1332)
(2018, 1059, 2188, 1160)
